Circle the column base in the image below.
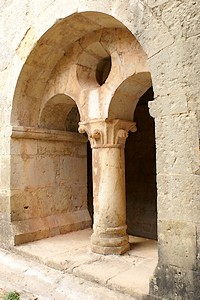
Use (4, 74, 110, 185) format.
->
(91, 242, 130, 255)
(91, 226, 130, 255)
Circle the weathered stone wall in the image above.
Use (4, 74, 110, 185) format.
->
(9, 127, 91, 245)
(146, 2, 200, 298)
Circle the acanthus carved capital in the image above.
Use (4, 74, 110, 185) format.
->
(78, 119, 136, 148)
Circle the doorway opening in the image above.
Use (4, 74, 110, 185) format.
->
(125, 87, 157, 240)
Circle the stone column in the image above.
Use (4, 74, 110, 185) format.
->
(79, 119, 136, 254)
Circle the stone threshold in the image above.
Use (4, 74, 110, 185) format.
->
(14, 228, 158, 300)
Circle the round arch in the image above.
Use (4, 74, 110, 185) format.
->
(10, 10, 159, 127)
(39, 94, 80, 131)
(108, 72, 152, 121)
(11, 12, 126, 127)
(1, 2, 198, 299)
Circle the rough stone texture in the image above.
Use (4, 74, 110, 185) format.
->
(150, 265, 200, 300)
(0, 240, 139, 300)
(14, 229, 158, 299)
(9, 127, 91, 244)
(0, 0, 200, 299)
(158, 220, 197, 270)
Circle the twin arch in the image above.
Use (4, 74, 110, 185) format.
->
(11, 12, 152, 128)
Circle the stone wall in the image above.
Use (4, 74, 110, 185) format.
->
(10, 127, 91, 245)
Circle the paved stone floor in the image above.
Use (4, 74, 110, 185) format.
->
(0, 229, 157, 299)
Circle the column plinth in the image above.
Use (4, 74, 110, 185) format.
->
(79, 119, 136, 255)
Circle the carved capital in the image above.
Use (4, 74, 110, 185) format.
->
(78, 119, 136, 148)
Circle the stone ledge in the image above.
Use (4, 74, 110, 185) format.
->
(11, 126, 88, 143)
(12, 209, 92, 245)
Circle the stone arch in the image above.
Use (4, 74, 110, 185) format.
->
(42, 27, 149, 121)
(39, 94, 80, 132)
(11, 13, 126, 127)
(6, 3, 174, 129)
(0, 2, 198, 299)
(108, 72, 152, 121)
(11, 11, 152, 127)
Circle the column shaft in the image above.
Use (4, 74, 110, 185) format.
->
(91, 146, 129, 254)
(78, 119, 136, 255)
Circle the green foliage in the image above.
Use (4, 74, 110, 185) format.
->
(3, 291, 20, 300)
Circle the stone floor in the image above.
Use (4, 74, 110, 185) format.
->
(0, 248, 135, 300)
(12, 228, 158, 299)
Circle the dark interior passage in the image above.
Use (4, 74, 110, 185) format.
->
(87, 141, 93, 224)
(125, 87, 157, 240)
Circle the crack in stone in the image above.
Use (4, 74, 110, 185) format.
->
(70, 258, 101, 273)
(105, 265, 133, 285)
(148, 39, 175, 59)
(37, 0, 55, 17)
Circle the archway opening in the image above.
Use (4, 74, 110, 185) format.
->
(10, 11, 140, 245)
(125, 87, 157, 240)
(10, 9, 157, 256)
